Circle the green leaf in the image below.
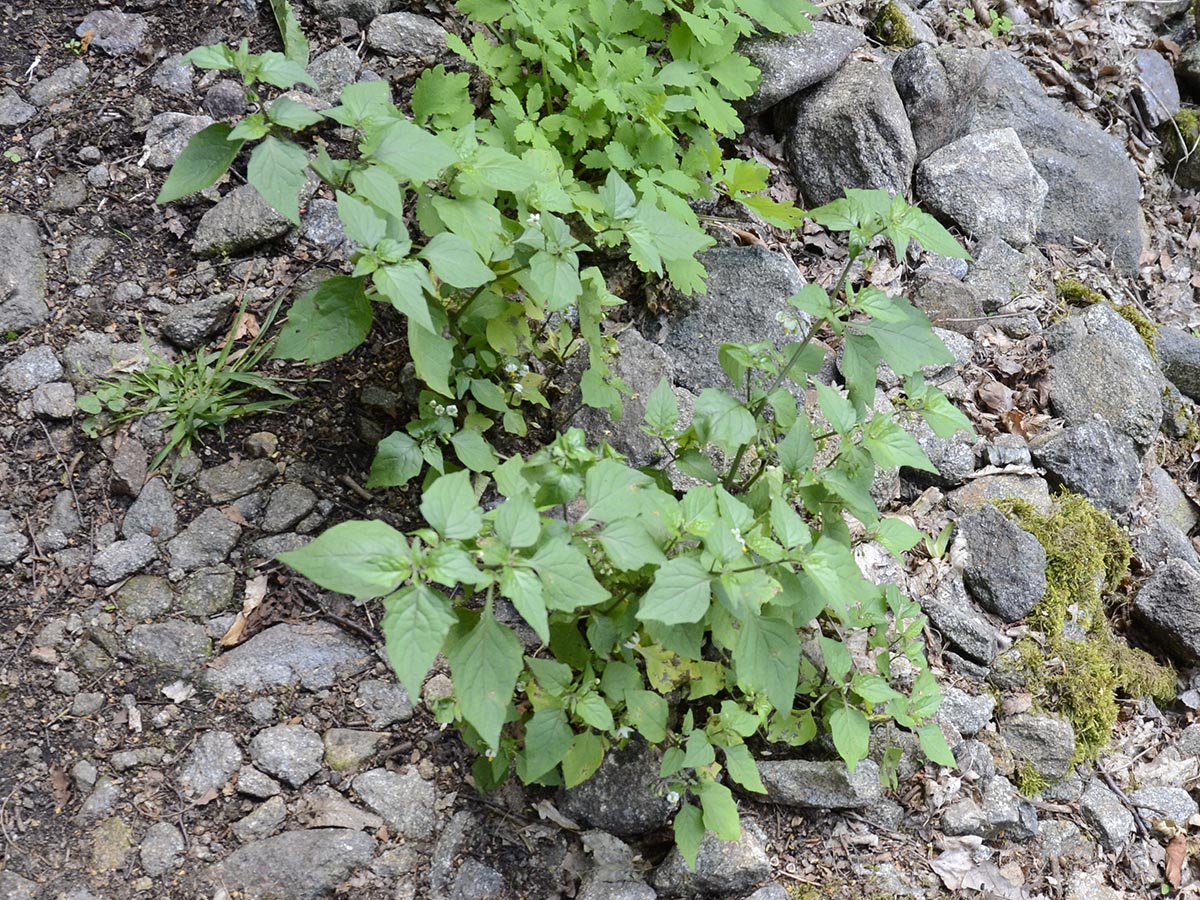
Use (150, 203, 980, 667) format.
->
(918, 724, 958, 768)
(674, 803, 705, 871)
(412, 65, 474, 130)
(228, 113, 269, 142)
(582, 459, 653, 524)
(814, 381, 856, 434)
(247, 135, 308, 225)
(365, 119, 458, 183)
(777, 418, 815, 475)
(447, 606, 525, 750)
(862, 416, 936, 472)
(875, 517, 925, 557)
(624, 203, 714, 282)
(432, 196, 505, 259)
(273, 276, 372, 363)
(562, 731, 605, 787)
(375, 262, 436, 333)
(528, 656, 574, 695)
(156, 123, 244, 204)
(637, 557, 712, 625)
(268, 0, 310, 65)
(451, 429, 499, 472)
(495, 495, 540, 549)
(420, 232, 495, 289)
(367, 431, 423, 488)
(692, 389, 756, 453)
(733, 614, 800, 712)
(277, 520, 410, 599)
(574, 692, 614, 732)
(598, 518, 667, 571)
(268, 95, 323, 130)
(425, 543, 488, 588)
(382, 584, 456, 699)
(857, 310, 953, 376)
(337, 190, 387, 247)
(644, 377, 679, 435)
(819, 636, 853, 683)
(526, 540, 611, 610)
(184, 43, 235, 70)
(722, 743, 767, 794)
(408, 317, 454, 397)
(521, 709, 574, 782)
(256, 51, 317, 89)
(456, 145, 536, 196)
(420, 470, 483, 540)
(698, 780, 741, 841)
(770, 497, 810, 550)
(625, 690, 668, 742)
(829, 706, 871, 772)
(499, 567, 549, 643)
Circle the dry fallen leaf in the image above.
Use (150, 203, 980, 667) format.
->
(1167, 833, 1187, 889)
(193, 786, 219, 806)
(49, 765, 71, 806)
(220, 574, 269, 647)
(78, 29, 96, 53)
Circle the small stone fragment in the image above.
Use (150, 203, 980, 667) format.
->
(143, 112, 215, 169)
(208, 828, 377, 900)
(233, 795, 287, 842)
(166, 508, 242, 570)
(91, 817, 133, 871)
(2, 345, 63, 393)
(123, 477, 178, 541)
(90, 533, 158, 585)
(161, 293, 237, 349)
(178, 730, 244, 798)
(0, 90, 35, 126)
(250, 724, 325, 787)
(198, 458, 279, 502)
(140, 821, 185, 877)
(77, 9, 148, 55)
(1080, 778, 1134, 851)
(28, 62, 89, 107)
(236, 766, 282, 799)
(127, 620, 212, 671)
(356, 679, 414, 726)
(757, 759, 881, 808)
(323, 728, 387, 772)
(353, 767, 436, 839)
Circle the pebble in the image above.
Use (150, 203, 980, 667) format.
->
(151, 53, 194, 95)
(250, 724, 326, 787)
(47, 173, 87, 211)
(198, 458, 279, 502)
(123, 477, 179, 541)
(126, 620, 213, 671)
(178, 730, 244, 798)
(140, 821, 185, 877)
(236, 766, 282, 799)
(77, 9, 148, 55)
(0, 89, 36, 126)
(31, 381, 76, 419)
(353, 767, 437, 839)
(2, 345, 64, 393)
(233, 795, 287, 842)
(165, 507, 242, 570)
(323, 728, 387, 772)
(110, 437, 148, 497)
(90, 533, 158, 585)
(28, 62, 90, 107)
(356, 679, 414, 727)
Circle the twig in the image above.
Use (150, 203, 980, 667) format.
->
(1097, 767, 1151, 840)
(339, 474, 374, 502)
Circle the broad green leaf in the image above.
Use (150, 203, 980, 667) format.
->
(334, 80, 394, 125)
(412, 65, 474, 130)
(247, 135, 308, 225)
(829, 706, 871, 772)
(526, 540, 611, 610)
(582, 459, 652, 524)
(637, 557, 712, 625)
(408, 317, 454, 396)
(184, 43, 235, 70)
(521, 709, 574, 782)
(268, 0, 310, 64)
(156, 123, 244, 204)
(450, 429, 499, 472)
(875, 517, 925, 557)
(698, 780, 741, 840)
(499, 567, 549, 643)
(644, 377, 679, 434)
(432, 196, 504, 259)
(470, 379, 509, 412)
(228, 113, 269, 141)
(527, 656, 574, 694)
(598, 518, 667, 571)
(814, 381, 856, 434)
(420, 232, 495, 289)
(268, 95, 323, 130)
(274, 276, 372, 363)
(382, 584, 456, 699)
(447, 607, 524, 750)
(495, 495, 540, 549)
(278, 519, 409, 599)
(375, 261, 435, 333)
(456, 145, 536, 196)
(420, 471, 483, 540)
(351, 166, 407, 221)
(733, 614, 799, 712)
(770, 497, 810, 550)
(722, 743, 767, 793)
(624, 203, 714, 280)
(918, 724, 958, 768)
(365, 119, 458, 183)
(256, 51, 316, 89)
(777, 418, 815, 475)
(857, 311, 954, 376)
(862, 416, 937, 472)
(819, 636, 852, 683)
(562, 730, 605, 787)
(625, 690, 668, 742)
(523, 250, 581, 312)
(367, 431, 423, 488)
(692, 389, 756, 453)
(337, 190, 387, 247)
(574, 692, 615, 732)
(674, 803, 705, 870)
(425, 543, 488, 587)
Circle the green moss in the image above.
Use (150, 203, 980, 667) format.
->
(869, 2, 916, 48)
(1115, 305, 1160, 360)
(1013, 761, 1050, 797)
(1054, 278, 1106, 306)
(995, 493, 1175, 764)
(1159, 109, 1200, 190)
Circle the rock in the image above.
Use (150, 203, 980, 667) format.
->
(202, 79, 247, 119)
(353, 767, 436, 838)
(1029, 419, 1142, 515)
(0, 872, 37, 900)
(91, 817, 132, 871)
(28, 61, 89, 106)
(40, 489, 82, 551)
(1144, 466, 1199, 534)
(1134, 520, 1200, 574)
(233, 796, 287, 842)
(67, 235, 112, 283)
(30, 381, 74, 418)
(111, 748, 165, 771)
(920, 572, 1002, 665)
(47, 172, 88, 211)
(948, 473, 1052, 515)
(1154, 325, 1200, 402)
(237, 766, 282, 799)
(576, 831, 657, 900)
(1044, 304, 1164, 448)
(79, 776, 120, 818)
(140, 822, 185, 876)
(0, 215, 49, 333)
(90, 534, 157, 585)
(143, 113, 215, 169)
(161, 293, 236, 348)
(1079, 779, 1134, 851)
(151, 54, 194, 95)
(177, 565, 237, 615)
(366, 12, 450, 62)
(1179, 44, 1200, 100)
(0, 90, 36, 126)
(1133, 559, 1200, 663)
(250, 724, 325, 787)
(115, 575, 173, 619)
(965, 236, 1038, 313)
(957, 505, 1047, 622)
(199, 457, 279, 502)
(178, 730, 244, 798)
(1129, 786, 1198, 826)
(942, 775, 1038, 841)
(356, 679, 414, 726)
(127, 621, 212, 671)
(985, 433, 1032, 468)
(62, 331, 157, 385)
(559, 740, 677, 836)
(783, 59, 916, 205)
(736, 22, 865, 116)
(204, 622, 374, 691)
(910, 269, 987, 334)
(262, 484, 318, 533)
(123, 477, 178, 540)
(2, 345, 63, 393)
(661, 246, 806, 394)
(71, 692, 105, 716)
(744, 886, 790, 900)
(901, 415, 976, 485)
(654, 820, 771, 896)
(245, 431, 280, 458)
(450, 859, 508, 899)
(301, 199, 353, 251)
(915, 128, 1047, 248)
(306, 45, 362, 99)
(166, 508, 241, 570)
(757, 758, 881, 808)
(299, 785, 384, 831)
(0, 511, 29, 567)
(77, 9, 147, 54)
(309, 0, 403, 25)
(251, 532, 308, 558)
(107, 438, 147, 498)
(324, 728, 387, 772)
(208, 828, 377, 900)
(192, 184, 293, 258)
(1135, 50, 1180, 127)
(937, 685, 996, 737)
(999, 713, 1076, 781)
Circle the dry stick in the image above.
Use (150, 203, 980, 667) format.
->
(1097, 767, 1152, 840)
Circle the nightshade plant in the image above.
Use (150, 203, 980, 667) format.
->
(154, 0, 977, 866)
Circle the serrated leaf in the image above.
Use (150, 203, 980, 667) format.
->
(597, 518, 667, 571)
(829, 706, 871, 772)
(337, 190, 386, 247)
(644, 377, 679, 434)
(367, 431, 423, 488)
(521, 709, 574, 782)
(692, 389, 756, 453)
(156, 123, 244, 204)
(447, 606, 524, 750)
(625, 690, 668, 742)
(637, 557, 712, 625)
(499, 567, 549, 643)
(257, 51, 316, 89)
(420, 471, 483, 540)
(862, 416, 937, 472)
(733, 614, 799, 712)
(382, 584, 456, 700)
(562, 730, 605, 787)
(375, 261, 435, 333)
(273, 276, 372, 363)
(582, 459, 652, 524)
(456, 145, 536, 196)
(247, 135, 308, 225)
(365, 119, 458, 183)
(819, 636, 852, 683)
(268, 95, 323, 130)
(277, 520, 409, 599)
(918, 723, 958, 767)
(268, 0, 310, 64)
(431, 196, 504, 259)
(408, 317, 454, 397)
(814, 381, 856, 434)
(184, 43, 235, 70)
(856, 309, 953, 376)
(526, 540, 611, 610)
(411, 65, 473, 129)
(722, 743, 766, 793)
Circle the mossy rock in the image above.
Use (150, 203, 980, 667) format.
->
(1054, 281, 1160, 358)
(1158, 108, 1200, 190)
(869, 1, 916, 48)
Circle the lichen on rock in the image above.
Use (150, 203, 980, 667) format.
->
(869, 1, 916, 48)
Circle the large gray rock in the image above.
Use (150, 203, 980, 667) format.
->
(999, 713, 1076, 781)
(306, 45, 362, 100)
(208, 829, 377, 900)
(737, 22, 865, 116)
(1144, 466, 1199, 534)
(1044, 304, 1165, 448)
(920, 572, 1002, 665)
(77, 9, 147, 55)
(1133, 520, 1200, 575)
(178, 731, 244, 798)
(559, 740, 677, 836)
(915, 128, 1047, 248)
(127, 621, 212, 671)
(958, 505, 1046, 622)
(192, 184, 293, 258)
(143, 112, 214, 169)
(948, 473, 1052, 515)
(577, 831, 657, 900)
(166, 508, 242, 570)
(2, 345, 63, 393)
(308, 0, 403, 24)
(964, 236, 1038, 314)
(938, 686, 995, 738)
(910, 269, 987, 335)
(1134, 558, 1200, 663)
(28, 61, 89, 106)
(0, 90, 35, 126)
(942, 774, 1038, 841)
(653, 820, 771, 896)
(784, 59, 916, 205)
(661, 246, 806, 395)
(123, 477, 179, 540)
(895, 46, 1144, 272)
(1135, 50, 1180, 128)
(161, 293, 236, 349)
(250, 725, 325, 787)
(1129, 787, 1198, 827)
(90, 534, 158, 585)
(366, 12, 450, 62)
(204, 622, 374, 692)
(199, 458, 279, 502)
(1029, 419, 1142, 515)
(0, 215, 49, 333)
(352, 767, 436, 838)
(757, 759, 881, 808)
(1154, 326, 1200, 403)
(1079, 779, 1134, 851)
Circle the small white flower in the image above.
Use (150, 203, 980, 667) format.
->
(666, 790, 680, 805)
(445, 404, 458, 416)
(485, 747, 497, 760)
(505, 362, 518, 374)
(513, 384, 524, 394)
(615, 725, 633, 739)
(435, 404, 446, 416)
(519, 364, 530, 376)
(526, 212, 541, 226)
(622, 631, 641, 649)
